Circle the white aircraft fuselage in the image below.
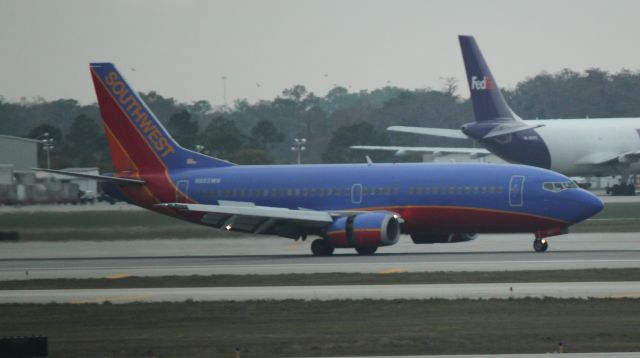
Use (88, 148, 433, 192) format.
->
(528, 118, 640, 176)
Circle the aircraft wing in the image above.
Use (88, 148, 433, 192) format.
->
(350, 145, 491, 157)
(157, 201, 336, 237)
(576, 150, 640, 165)
(159, 201, 403, 238)
(387, 126, 468, 139)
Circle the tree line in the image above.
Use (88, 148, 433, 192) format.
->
(2, 68, 640, 171)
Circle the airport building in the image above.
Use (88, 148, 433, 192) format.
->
(0, 134, 39, 183)
(0, 134, 99, 204)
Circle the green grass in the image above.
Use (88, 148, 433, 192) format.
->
(1, 298, 638, 357)
(1, 201, 640, 241)
(2, 269, 639, 290)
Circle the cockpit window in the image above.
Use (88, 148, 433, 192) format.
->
(543, 181, 579, 192)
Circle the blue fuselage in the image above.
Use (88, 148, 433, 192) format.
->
(150, 162, 602, 234)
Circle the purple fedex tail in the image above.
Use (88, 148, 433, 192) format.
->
(459, 35, 519, 123)
(458, 36, 552, 169)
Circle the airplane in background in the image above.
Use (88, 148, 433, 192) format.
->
(353, 35, 640, 195)
(38, 63, 603, 255)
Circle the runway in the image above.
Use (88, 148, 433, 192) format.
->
(1, 233, 639, 280)
(1, 281, 639, 304)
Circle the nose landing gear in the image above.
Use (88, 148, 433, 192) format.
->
(533, 238, 548, 252)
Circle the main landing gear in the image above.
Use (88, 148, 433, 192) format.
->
(355, 246, 378, 255)
(311, 238, 334, 256)
(533, 238, 549, 252)
(310, 238, 379, 256)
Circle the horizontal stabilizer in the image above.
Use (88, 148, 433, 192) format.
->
(33, 168, 145, 185)
(387, 126, 468, 139)
(351, 145, 490, 157)
(482, 123, 545, 139)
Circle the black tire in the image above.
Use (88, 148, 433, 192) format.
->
(533, 239, 548, 252)
(355, 246, 378, 255)
(311, 239, 334, 256)
(611, 184, 620, 196)
(627, 184, 636, 196)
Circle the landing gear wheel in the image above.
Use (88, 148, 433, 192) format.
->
(311, 239, 334, 256)
(533, 239, 548, 252)
(355, 246, 378, 255)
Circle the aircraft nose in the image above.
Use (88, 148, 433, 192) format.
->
(576, 190, 604, 221)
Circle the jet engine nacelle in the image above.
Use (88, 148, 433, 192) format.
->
(410, 232, 478, 244)
(326, 212, 400, 248)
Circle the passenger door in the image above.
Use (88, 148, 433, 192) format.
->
(509, 175, 524, 207)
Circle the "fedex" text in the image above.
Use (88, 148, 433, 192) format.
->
(470, 76, 495, 90)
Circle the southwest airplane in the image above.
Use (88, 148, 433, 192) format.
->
(353, 35, 640, 195)
(40, 63, 603, 255)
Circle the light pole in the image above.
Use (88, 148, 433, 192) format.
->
(37, 132, 54, 170)
(291, 138, 306, 165)
(221, 76, 227, 110)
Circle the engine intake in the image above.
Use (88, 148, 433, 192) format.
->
(410, 232, 478, 244)
(326, 212, 400, 248)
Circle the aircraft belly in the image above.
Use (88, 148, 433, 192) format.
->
(399, 206, 564, 234)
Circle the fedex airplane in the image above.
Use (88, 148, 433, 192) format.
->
(40, 63, 603, 255)
(353, 35, 640, 195)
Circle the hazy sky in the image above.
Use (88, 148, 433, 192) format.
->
(1, 0, 639, 106)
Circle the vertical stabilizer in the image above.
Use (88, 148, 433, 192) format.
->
(459, 36, 519, 122)
(90, 63, 234, 175)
